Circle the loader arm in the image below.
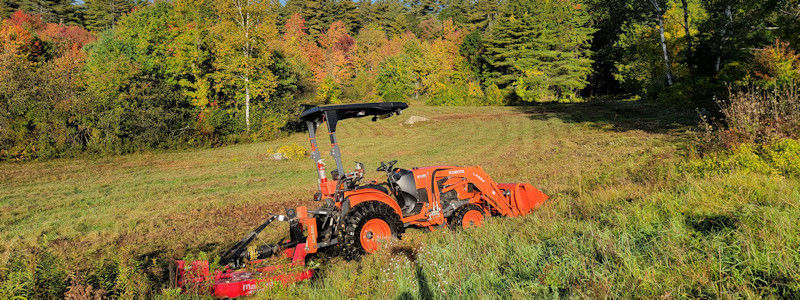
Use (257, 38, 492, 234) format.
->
(455, 167, 517, 216)
(434, 166, 545, 217)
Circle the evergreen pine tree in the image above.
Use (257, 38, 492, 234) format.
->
(483, 0, 595, 101)
(362, 0, 408, 36)
(333, 0, 361, 34)
(282, 0, 328, 37)
(2, 0, 79, 24)
(0, 0, 10, 17)
(465, 0, 500, 30)
(405, 0, 438, 18)
(83, 0, 135, 31)
(438, 0, 469, 25)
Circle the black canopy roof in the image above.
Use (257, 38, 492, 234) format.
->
(300, 102, 408, 132)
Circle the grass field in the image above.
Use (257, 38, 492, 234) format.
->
(2, 101, 799, 298)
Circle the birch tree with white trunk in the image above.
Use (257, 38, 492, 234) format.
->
(647, 0, 674, 86)
(211, 0, 279, 133)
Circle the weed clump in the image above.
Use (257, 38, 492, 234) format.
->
(700, 84, 800, 148)
(0, 246, 68, 299)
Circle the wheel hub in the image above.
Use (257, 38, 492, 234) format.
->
(360, 219, 391, 253)
(462, 210, 484, 229)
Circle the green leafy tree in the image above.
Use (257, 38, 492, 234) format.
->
(697, 0, 782, 74)
(459, 30, 485, 77)
(377, 55, 414, 101)
(611, 0, 703, 96)
(82, 3, 195, 151)
(580, 0, 650, 95)
(171, 0, 215, 109)
(775, 0, 800, 47)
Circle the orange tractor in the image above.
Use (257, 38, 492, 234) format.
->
(177, 102, 548, 297)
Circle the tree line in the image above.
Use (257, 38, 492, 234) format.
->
(1, 0, 799, 160)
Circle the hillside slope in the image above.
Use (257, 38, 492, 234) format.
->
(1, 102, 798, 298)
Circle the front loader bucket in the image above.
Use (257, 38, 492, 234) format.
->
(498, 183, 549, 216)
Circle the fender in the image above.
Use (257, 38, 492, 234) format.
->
(342, 188, 403, 217)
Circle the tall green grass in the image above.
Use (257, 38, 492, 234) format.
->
(272, 158, 800, 298)
(1, 102, 798, 298)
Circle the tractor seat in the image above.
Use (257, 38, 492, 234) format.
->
(355, 184, 390, 195)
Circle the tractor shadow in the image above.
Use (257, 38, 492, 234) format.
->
(392, 246, 434, 300)
(513, 99, 698, 135)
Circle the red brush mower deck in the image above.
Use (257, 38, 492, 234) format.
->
(177, 244, 314, 298)
(175, 103, 549, 297)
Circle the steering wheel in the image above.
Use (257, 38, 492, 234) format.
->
(376, 160, 398, 173)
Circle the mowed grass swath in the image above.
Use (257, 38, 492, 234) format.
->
(2, 102, 800, 298)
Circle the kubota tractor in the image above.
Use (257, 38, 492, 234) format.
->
(177, 102, 548, 297)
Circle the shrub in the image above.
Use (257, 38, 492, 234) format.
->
(764, 138, 800, 176)
(268, 143, 308, 160)
(427, 79, 486, 106)
(1, 247, 68, 300)
(86, 260, 119, 296)
(753, 39, 800, 89)
(346, 70, 381, 102)
(316, 77, 342, 104)
(682, 138, 800, 177)
(33, 252, 68, 299)
(512, 69, 552, 102)
(483, 84, 506, 105)
(0, 250, 34, 299)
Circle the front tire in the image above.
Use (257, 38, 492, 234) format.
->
(341, 201, 403, 260)
(449, 204, 485, 229)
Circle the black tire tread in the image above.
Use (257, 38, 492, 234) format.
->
(448, 204, 485, 230)
(341, 201, 404, 260)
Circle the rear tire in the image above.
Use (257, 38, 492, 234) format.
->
(341, 201, 403, 260)
(449, 204, 485, 229)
